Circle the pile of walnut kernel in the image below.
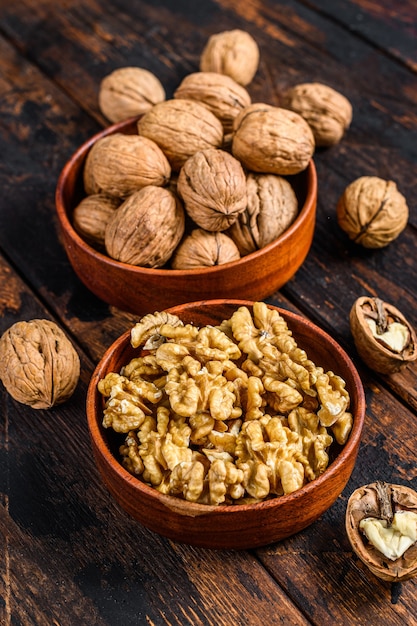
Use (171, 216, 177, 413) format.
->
(98, 302, 353, 505)
(73, 29, 354, 270)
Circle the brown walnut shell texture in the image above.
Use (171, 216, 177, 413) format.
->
(232, 103, 315, 175)
(73, 193, 121, 249)
(227, 173, 299, 256)
(337, 176, 409, 248)
(346, 482, 417, 582)
(174, 71, 251, 133)
(137, 99, 224, 171)
(350, 296, 417, 374)
(177, 148, 247, 232)
(98, 66, 166, 123)
(200, 29, 260, 86)
(171, 228, 240, 269)
(0, 320, 80, 409)
(281, 82, 353, 147)
(105, 185, 185, 267)
(83, 133, 171, 198)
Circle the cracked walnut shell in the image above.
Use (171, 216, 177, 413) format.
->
(105, 186, 185, 267)
(0, 319, 80, 409)
(98, 66, 166, 123)
(177, 148, 247, 231)
(200, 29, 260, 86)
(281, 82, 352, 147)
(232, 103, 315, 175)
(137, 99, 224, 171)
(174, 71, 251, 133)
(171, 228, 240, 269)
(227, 173, 299, 256)
(350, 296, 417, 374)
(337, 176, 409, 248)
(83, 133, 171, 198)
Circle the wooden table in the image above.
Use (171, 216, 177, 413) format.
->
(1, 1, 416, 624)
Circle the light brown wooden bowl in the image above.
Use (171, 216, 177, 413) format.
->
(55, 118, 317, 316)
(86, 300, 366, 549)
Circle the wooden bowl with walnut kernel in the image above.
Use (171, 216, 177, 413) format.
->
(86, 299, 365, 549)
(55, 117, 317, 316)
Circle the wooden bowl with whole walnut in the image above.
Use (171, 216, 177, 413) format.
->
(55, 117, 317, 316)
(86, 299, 365, 549)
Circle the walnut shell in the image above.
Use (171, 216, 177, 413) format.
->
(137, 99, 224, 171)
(227, 173, 299, 255)
(281, 82, 352, 147)
(174, 71, 251, 133)
(171, 228, 240, 269)
(200, 29, 260, 86)
(337, 176, 409, 248)
(0, 319, 80, 409)
(73, 193, 121, 249)
(232, 103, 315, 175)
(105, 186, 185, 267)
(98, 66, 166, 123)
(177, 148, 247, 232)
(350, 296, 417, 374)
(83, 133, 171, 198)
(346, 482, 417, 583)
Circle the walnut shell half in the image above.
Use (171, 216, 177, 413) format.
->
(346, 482, 417, 582)
(0, 319, 80, 409)
(177, 148, 247, 231)
(105, 186, 185, 267)
(350, 296, 417, 374)
(337, 176, 409, 248)
(232, 103, 315, 175)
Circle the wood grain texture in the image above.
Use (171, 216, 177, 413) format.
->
(0, 0, 416, 623)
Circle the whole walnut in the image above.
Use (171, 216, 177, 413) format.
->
(137, 99, 224, 171)
(83, 133, 171, 198)
(281, 82, 352, 147)
(98, 66, 166, 123)
(174, 72, 251, 133)
(227, 173, 298, 255)
(0, 319, 80, 409)
(337, 176, 409, 248)
(105, 186, 185, 267)
(232, 103, 315, 175)
(73, 193, 121, 249)
(171, 228, 240, 269)
(200, 29, 260, 86)
(177, 148, 247, 231)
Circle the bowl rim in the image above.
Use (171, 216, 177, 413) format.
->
(55, 116, 318, 276)
(86, 299, 366, 515)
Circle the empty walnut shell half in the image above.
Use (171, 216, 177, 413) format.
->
(350, 296, 417, 374)
(346, 481, 417, 583)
